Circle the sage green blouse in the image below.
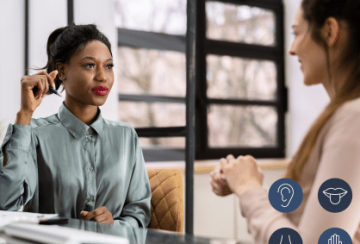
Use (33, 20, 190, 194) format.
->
(0, 102, 151, 228)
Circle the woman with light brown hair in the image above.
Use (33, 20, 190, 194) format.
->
(210, 0, 360, 243)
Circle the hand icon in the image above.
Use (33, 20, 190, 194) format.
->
(328, 233, 342, 244)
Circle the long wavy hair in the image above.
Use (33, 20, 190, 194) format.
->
(284, 0, 360, 182)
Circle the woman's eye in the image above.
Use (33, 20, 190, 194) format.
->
(107, 64, 114, 69)
(86, 63, 95, 68)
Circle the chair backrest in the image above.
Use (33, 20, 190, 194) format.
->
(147, 169, 184, 233)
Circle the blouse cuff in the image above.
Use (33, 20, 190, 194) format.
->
(1, 124, 32, 151)
(239, 187, 268, 219)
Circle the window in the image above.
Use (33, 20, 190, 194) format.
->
(196, 0, 286, 159)
(115, 0, 286, 161)
(115, 0, 187, 161)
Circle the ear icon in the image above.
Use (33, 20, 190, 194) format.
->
(277, 183, 294, 208)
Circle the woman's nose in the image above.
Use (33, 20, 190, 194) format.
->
(288, 42, 297, 56)
(288, 49, 296, 56)
(96, 67, 107, 81)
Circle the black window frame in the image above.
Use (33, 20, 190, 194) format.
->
(117, 29, 188, 162)
(195, 0, 287, 160)
(116, 0, 286, 162)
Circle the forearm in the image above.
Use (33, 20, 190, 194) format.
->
(2, 111, 32, 167)
(114, 216, 141, 228)
(235, 181, 262, 198)
(0, 123, 36, 210)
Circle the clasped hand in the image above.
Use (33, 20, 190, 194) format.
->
(80, 206, 114, 224)
(210, 154, 264, 197)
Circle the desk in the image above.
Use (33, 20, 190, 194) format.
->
(0, 218, 252, 244)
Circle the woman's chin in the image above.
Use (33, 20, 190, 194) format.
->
(87, 96, 107, 107)
(92, 100, 107, 107)
(303, 76, 322, 86)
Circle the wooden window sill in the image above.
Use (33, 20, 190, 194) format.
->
(146, 158, 291, 175)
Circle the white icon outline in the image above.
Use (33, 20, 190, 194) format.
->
(279, 235, 292, 244)
(328, 233, 342, 244)
(323, 187, 348, 205)
(277, 183, 294, 208)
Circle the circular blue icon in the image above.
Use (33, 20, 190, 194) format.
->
(268, 178, 303, 213)
(318, 228, 352, 244)
(318, 178, 352, 213)
(269, 228, 303, 244)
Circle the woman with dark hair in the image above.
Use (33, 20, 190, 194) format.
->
(210, 0, 360, 243)
(0, 24, 151, 228)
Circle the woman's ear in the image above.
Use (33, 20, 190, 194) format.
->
(55, 62, 67, 81)
(322, 17, 341, 47)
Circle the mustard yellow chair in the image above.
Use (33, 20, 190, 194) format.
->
(147, 169, 184, 232)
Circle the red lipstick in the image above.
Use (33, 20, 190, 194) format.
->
(92, 86, 108, 96)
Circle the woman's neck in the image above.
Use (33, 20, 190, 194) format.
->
(64, 99, 98, 126)
(322, 67, 350, 101)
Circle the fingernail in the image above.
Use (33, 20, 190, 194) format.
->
(51, 70, 58, 78)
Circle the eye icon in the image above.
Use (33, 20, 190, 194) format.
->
(323, 188, 347, 205)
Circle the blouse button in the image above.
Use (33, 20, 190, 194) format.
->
(89, 166, 94, 171)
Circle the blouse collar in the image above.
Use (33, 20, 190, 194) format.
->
(57, 102, 104, 139)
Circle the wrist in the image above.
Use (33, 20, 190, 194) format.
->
(15, 110, 33, 125)
(235, 181, 262, 198)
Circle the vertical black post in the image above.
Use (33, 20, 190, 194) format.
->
(24, 0, 29, 76)
(185, 0, 196, 235)
(67, 0, 74, 26)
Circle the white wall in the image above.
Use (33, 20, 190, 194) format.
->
(0, 0, 25, 139)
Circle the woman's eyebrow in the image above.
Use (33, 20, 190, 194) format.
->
(80, 56, 113, 62)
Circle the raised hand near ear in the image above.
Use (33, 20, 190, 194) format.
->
(20, 70, 58, 112)
(16, 70, 58, 125)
